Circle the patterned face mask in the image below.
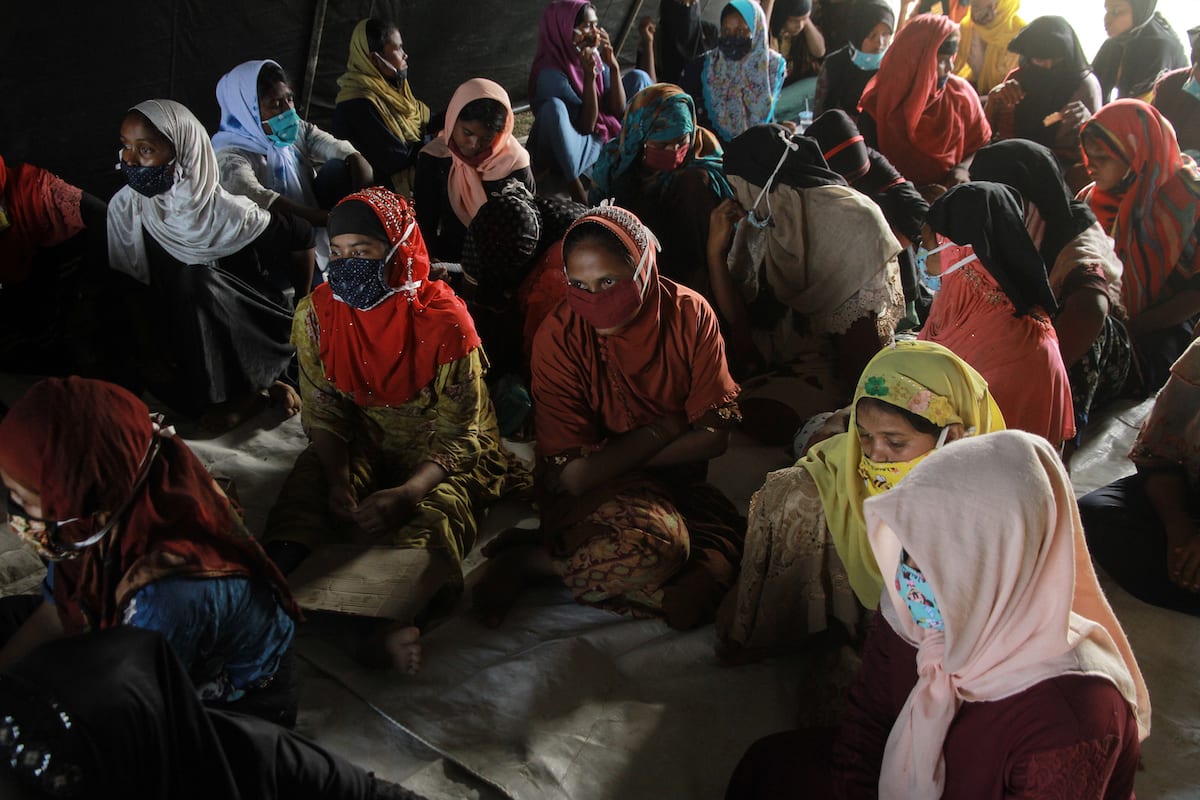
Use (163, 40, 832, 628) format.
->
(896, 555, 944, 631)
(118, 158, 176, 197)
(327, 242, 403, 310)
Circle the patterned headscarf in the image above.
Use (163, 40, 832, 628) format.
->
(591, 83, 733, 204)
(1080, 99, 1200, 316)
(701, 0, 788, 142)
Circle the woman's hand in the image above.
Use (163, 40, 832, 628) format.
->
(597, 27, 619, 69)
(328, 481, 358, 520)
(1058, 100, 1092, 131)
(580, 43, 599, 77)
(987, 78, 1025, 109)
(639, 16, 656, 44)
(653, 413, 691, 442)
(708, 198, 746, 257)
(353, 486, 419, 536)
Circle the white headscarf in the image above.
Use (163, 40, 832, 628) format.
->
(212, 59, 314, 208)
(107, 99, 272, 283)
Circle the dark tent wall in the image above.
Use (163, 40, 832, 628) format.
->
(0, 0, 656, 202)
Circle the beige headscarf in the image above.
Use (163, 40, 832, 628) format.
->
(335, 19, 430, 144)
(865, 430, 1150, 799)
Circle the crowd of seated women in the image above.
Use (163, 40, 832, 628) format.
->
(0, 1, 1197, 796)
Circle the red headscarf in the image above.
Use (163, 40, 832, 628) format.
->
(0, 377, 299, 633)
(531, 205, 739, 459)
(858, 14, 991, 186)
(0, 154, 85, 284)
(1079, 99, 1200, 316)
(311, 187, 482, 407)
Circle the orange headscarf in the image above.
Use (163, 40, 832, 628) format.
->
(420, 78, 531, 227)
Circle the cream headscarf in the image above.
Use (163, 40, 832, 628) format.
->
(800, 341, 1005, 608)
(865, 430, 1150, 799)
(107, 99, 272, 284)
(335, 19, 430, 144)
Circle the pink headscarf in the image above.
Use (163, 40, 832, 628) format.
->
(528, 0, 621, 141)
(421, 78, 531, 227)
(864, 430, 1150, 799)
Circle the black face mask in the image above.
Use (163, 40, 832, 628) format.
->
(120, 160, 175, 197)
(717, 35, 753, 61)
(388, 69, 409, 87)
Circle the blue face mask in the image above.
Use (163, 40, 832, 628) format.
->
(850, 45, 885, 71)
(263, 107, 301, 147)
(118, 156, 176, 197)
(896, 556, 944, 631)
(914, 241, 977, 293)
(717, 35, 753, 62)
(1183, 74, 1200, 103)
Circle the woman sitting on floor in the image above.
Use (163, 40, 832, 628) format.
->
(332, 18, 431, 196)
(473, 204, 745, 631)
(858, 13, 991, 191)
(768, 0, 826, 123)
(918, 181, 1075, 446)
(971, 139, 1129, 440)
(107, 99, 308, 429)
(813, 0, 894, 119)
(726, 430, 1149, 799)
(1152, 26, 1200, 159)
(714, 123, 905, 385)
(679, 1, 787, 144)
(0, 377, 300, 727)
(1079, 99, 1200, 393)
(1080, 337, 1200, 617)
(263, 188, 528, 674)
(590, 82, 733, 286)
(414, 78, 533, 264)
(1093, 0, 1186, 102)
(527, 0, 652, 202)
(983, 16, 1102, 191)
(717, 340, 1004, 655)
(215, 59, 374, 270)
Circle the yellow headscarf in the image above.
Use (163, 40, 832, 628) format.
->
(799, 341, 1005, 608)
(953, 0, 1025, 92)
(335, 19, 431, 144)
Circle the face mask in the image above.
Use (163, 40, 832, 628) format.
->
(643, 142, 689, 172)
(388, 69, 409, 87)
(264, 107, 301, 147)
(858, 425, 950, 496)
(118, 155, 175, 197)
(1183, 74, 1200, 103)
(914, 240, 977, 292)
(328, 239, 406, 310)
(717, 35, 753, 61)
(850, 45, 885, 71)
(565, 224, 658, 330)
(896, 556, 945, 631)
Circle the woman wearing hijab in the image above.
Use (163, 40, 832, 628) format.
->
(414, 78, 533, 263)
(858, 14, 991, 189)
(1093, 0, 1187, 102)
(0, 627, 426, 800)
(718, 340, 1004, 656)
(654, 0, 718, 85)
(984, 16, 1102, 186)
(332, 18, 431, 196)
(715, 124, 905, 385)
(727, 431, 1149, 798)
(1079, 99, 1200, 392)
(1080, 337, 1200, 617)
(769, 0, 827, 122)
(263, 188, 528, 674)
(107, 99, 311, 428)
(813, 0, 895, 119)
(527, 1, 652, 201)
(679, 1, 788, 143)
(971, 140, 1129, 438)
(917, 181, 1074, 445)
(215, 60, 373, 269)
(0, 377, 300, 726)
(1152, 26, 1200, 159)
(590, 83, 733, 285)
(951, 0, 1025, 93)
(473, 204, 745, 631)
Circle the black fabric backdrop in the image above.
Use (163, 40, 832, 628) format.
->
(0, 0, 667, 201)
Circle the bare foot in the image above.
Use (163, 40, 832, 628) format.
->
(194, 391, 268, 438)
(359, 623, 422, 674)
(268, 381, 301, 417)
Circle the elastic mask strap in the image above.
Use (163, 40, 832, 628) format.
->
(388, 224, 424, 294)
(937, 252, 977, 280)
(924, 241, 955, 256)
(933, 424, 951, 449)
(747, 131, 800, 228)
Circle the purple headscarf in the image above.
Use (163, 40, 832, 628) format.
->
(529, 0, 622, 141)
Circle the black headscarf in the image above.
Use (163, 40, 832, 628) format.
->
(724, 123, 846, 190)
(847, 0, 895, 49)
(328, 198, 389, 242)
(1008, 16, 1093, 147)
(657, 0, 719, 85)
(969, 139, 1097, 270)
(1092, 0, 1188, 99)
(927, 181, 1059, 317)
